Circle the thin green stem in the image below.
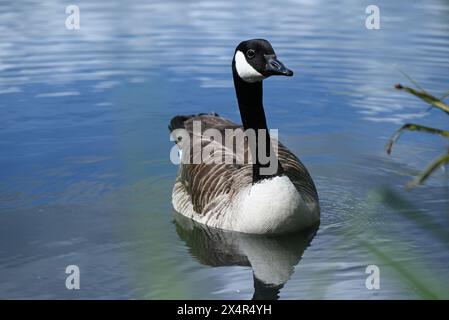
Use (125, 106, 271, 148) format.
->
(398, 69, 426, 92)
(407, 152, 449, 189)
(440, 89, 449, 101)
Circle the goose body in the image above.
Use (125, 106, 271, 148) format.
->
(169, 39, 320, 234)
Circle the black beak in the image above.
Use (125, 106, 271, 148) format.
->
(264, 54, 293, 77)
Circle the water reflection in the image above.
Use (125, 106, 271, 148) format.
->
(174, 213, 318, 299)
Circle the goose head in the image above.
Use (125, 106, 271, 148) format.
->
(232, 39, 293, 83)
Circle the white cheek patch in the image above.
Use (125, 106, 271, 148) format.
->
(234, 50, 265, 83)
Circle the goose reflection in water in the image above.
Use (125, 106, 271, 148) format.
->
(174, 213, 318, 300)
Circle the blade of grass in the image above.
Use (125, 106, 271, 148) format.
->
(398, 69, 426, 92)
(395, 84, 449, 115)
(440, 89, 449, 101)
(385, 123, 449, 155)
(407, 152, 449, 189)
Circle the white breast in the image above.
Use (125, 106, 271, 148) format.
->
(173, 175, 319, 234)
(231, 175, 319, 234)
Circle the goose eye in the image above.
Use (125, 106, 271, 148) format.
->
(246, 49, 255, 59)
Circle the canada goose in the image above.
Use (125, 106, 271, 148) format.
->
(169, 39, 320, 234)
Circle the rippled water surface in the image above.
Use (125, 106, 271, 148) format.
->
(1, 0, 449, 299)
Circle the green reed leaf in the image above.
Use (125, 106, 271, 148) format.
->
(394, 84, 449, 115)
(385, 123, 449, 155)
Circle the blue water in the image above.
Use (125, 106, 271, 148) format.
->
(0, 0, 448, 299)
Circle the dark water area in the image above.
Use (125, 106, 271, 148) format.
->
(0, 0, 448, 299)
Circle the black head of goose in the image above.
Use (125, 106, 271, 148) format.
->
(169, 39, 320, 234)
(232, 39, 293, 183)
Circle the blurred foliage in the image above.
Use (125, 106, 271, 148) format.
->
(311, 187, 449, 299)
(361, 188, 449, 299)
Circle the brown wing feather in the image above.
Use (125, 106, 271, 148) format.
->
(172, 114, 318, 215)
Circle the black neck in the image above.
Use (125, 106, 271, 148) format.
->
(232, 68, 284, 183)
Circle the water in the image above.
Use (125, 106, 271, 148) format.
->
(1, 0, 449, 299)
